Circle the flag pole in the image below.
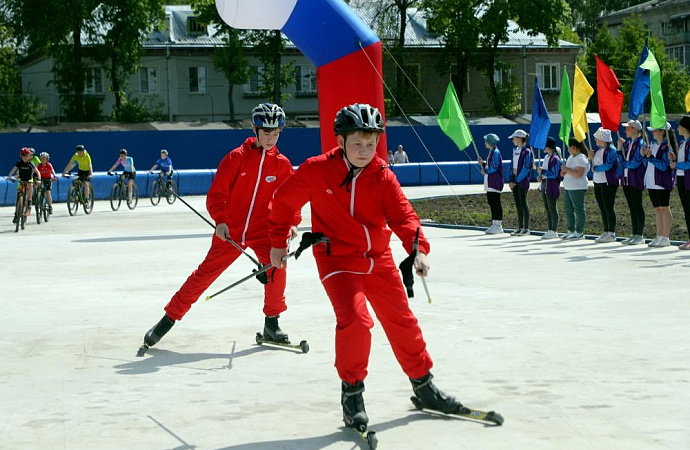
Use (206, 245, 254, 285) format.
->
(470, 140, 481, 160)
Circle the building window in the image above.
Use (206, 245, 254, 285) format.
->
(536, 63, 560, 91)
(187, 17, 206, 35)
(244, 65, 264, 94)
(666, 45, 686, 67)
(295, 65, 316, 93)
(493, 67, 512, 86)
(85, 68, 102, 94)
(140, 68, 158, 94)
(189, 66, 207, 94)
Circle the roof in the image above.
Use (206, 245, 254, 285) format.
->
(604, 0, 690, 20)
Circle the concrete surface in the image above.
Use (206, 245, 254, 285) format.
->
(1, 187, 688, 450)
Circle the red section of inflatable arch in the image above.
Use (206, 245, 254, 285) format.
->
(316, 41, 387, 159)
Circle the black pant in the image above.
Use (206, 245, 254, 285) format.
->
(677, 176, 690, 239)
(486, 192, 503, 220)
(623, 185, 645, 235)
(540, 180, 559, 231)
(594, 183, 618, 232)
(512, 186, 529, 229)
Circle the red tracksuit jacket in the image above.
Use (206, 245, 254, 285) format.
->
(269, 147, 429, 279)
(207, 137, 298, 245)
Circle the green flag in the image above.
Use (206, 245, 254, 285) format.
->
(558, 67, 572, 143)
(437, 82, 473, 151)
(639, 49, 666, 129)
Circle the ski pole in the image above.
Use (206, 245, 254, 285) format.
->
(205, 232, 330, 301)
(167, 189, 268, 281)
(421, 276, 432, 304)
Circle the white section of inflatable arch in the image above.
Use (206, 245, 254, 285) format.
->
(214, 0, 298, 29)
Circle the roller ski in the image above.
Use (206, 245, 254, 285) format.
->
(136, 314, 176, 357)
(409, 373, 504, 426)
(342, 381, 377, 449)
(255, 315, 309, 353)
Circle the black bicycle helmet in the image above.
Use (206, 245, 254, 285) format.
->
(76, 144, 85, 151)
(251, 103, 286, 129)
(333, 103, 384, 135)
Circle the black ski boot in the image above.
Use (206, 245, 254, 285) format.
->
(410, 372, 466, 414)
(136, 314, 175, 356)
(263, 315, 289, 343)
(342, 381, 369, 430)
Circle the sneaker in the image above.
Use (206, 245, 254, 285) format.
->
(569, 232, 584, 240)
(510, 229, 521, 236)
(648, 236, 661, 247)
(629, 235, 645, 245)
(679, 241, 690, 250)
(561, 230, 574, 240)
(541, 230, 558, 240)
(594, 232, 608, 243)
(342, 381, 368, 429)
(656, 236, 671, 247)
(485, 224, 503, 235)
(599, 233, 617, 243)
(620, 236, 633, 245)
(264, 315, 289, 343)
(518, 228, 530, 236)
(410, 373, 465, 414)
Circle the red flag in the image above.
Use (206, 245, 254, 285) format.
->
(595, 55, 624, 131)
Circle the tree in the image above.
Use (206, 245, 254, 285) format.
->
(566, 0, 647, 44)
(584, 15, 690, 114)
(247, 29, 296, 105)
(93, 0, 165, 115)
(191, 0, 249, 121)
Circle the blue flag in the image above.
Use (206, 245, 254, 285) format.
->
(529, 78, 551, 150)
(629, 39, 650, 120)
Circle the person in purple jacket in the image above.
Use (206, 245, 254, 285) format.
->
(478, 133, 504, 234)
(643, 122, 677, 247)
(670, 115, 690, 249)
(618, 120, 647, 245)
(508, 129, 533, 236)
(589, 128, 619, 243)
(537, 136, 561, 240)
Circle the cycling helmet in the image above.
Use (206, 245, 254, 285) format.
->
(160, 149, 168, 155)
(119, 148, 127, 155)
(20, 147, 32, 156)
(76, 144, 85, 151)
(39, 152, 50, 159)
(333, 103, 384, 135)
(251, 103, 286, 129)
(29, 147, 36, 154)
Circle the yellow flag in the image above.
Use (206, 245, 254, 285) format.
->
(572, 64, 594, 142)
(685, 88, 690, 113)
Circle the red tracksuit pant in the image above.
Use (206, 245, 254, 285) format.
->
(319, 253, 433, 385)
(165, 234, 287, 321)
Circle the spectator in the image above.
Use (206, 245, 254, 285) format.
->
(387, 149, 395, 165)
(618, 120, 647, 245)
(590, 128, 619, 243)
(478, 133, 504, 234)
(538, 136, 562, 239)
(393, 144, 409, 163)
(560, 138, 590, 240)
(671, 115, 690, 249)
(644, 122, 676, 247)
(508, 129, 533, 236)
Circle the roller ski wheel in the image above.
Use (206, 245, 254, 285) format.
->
(349, 423, 377, 450)
(410, 396, 504, 425)
(255, 332, 309, 353)
(136, 343, 150, 357)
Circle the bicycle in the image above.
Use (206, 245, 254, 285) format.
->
(8, 178, 31, 232)
(35, 179, 54, 224)
(65, 174, 94, 216)
(149, 171, 176, 206)
(108, 171, 139, 211)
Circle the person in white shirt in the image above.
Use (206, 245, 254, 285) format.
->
(643, 122, 677, 248)
(393, 144, 409, 164)
(560, 138, 590, 240)
(670, 115, 690, 249)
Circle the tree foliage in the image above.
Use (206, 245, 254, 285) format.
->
(566, 0, 647, 44)
(583, 15, 690, 114)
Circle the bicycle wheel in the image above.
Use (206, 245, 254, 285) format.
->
(15, 194, 23, 232)
(67, 186, 79, 216)
(110, 183, 121, 211)
(42, 193, 50, 223)
(20, 194, 28, 230)
(35, 190, 43, 224)
(150, 180, 162, 206)
(84, 186, 94, 214)
(166, 181, 177, 204)
(127, 184, 139, 210)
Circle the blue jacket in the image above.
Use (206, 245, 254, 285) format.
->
(484, 147, 504, 192)
(645, 141, 674, 191)
(676, 139, 690, 190)
(592, 144, 619, 186)
(509, 146, 533, 189)
(540, 153, 561, 198)
(621, 137, 646, 190)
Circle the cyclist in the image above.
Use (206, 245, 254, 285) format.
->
(139, 103, 300, 353)
(108, 148, 136, 203)
(150, 149, 173, 189)
(36, 152, 58, 214)
(7, 147, 40, 220)
(29, 148, 41, 192)
(62, 145, 93, 201)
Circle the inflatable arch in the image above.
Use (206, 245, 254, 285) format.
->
(215, 0, 388, 158)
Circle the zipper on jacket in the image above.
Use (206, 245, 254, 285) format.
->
(349, 171, 372, 259)
(242, 149, 266, 245)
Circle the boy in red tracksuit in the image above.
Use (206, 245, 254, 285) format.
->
(138, 103, 299, 355)
(268, 103, 464, 430)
